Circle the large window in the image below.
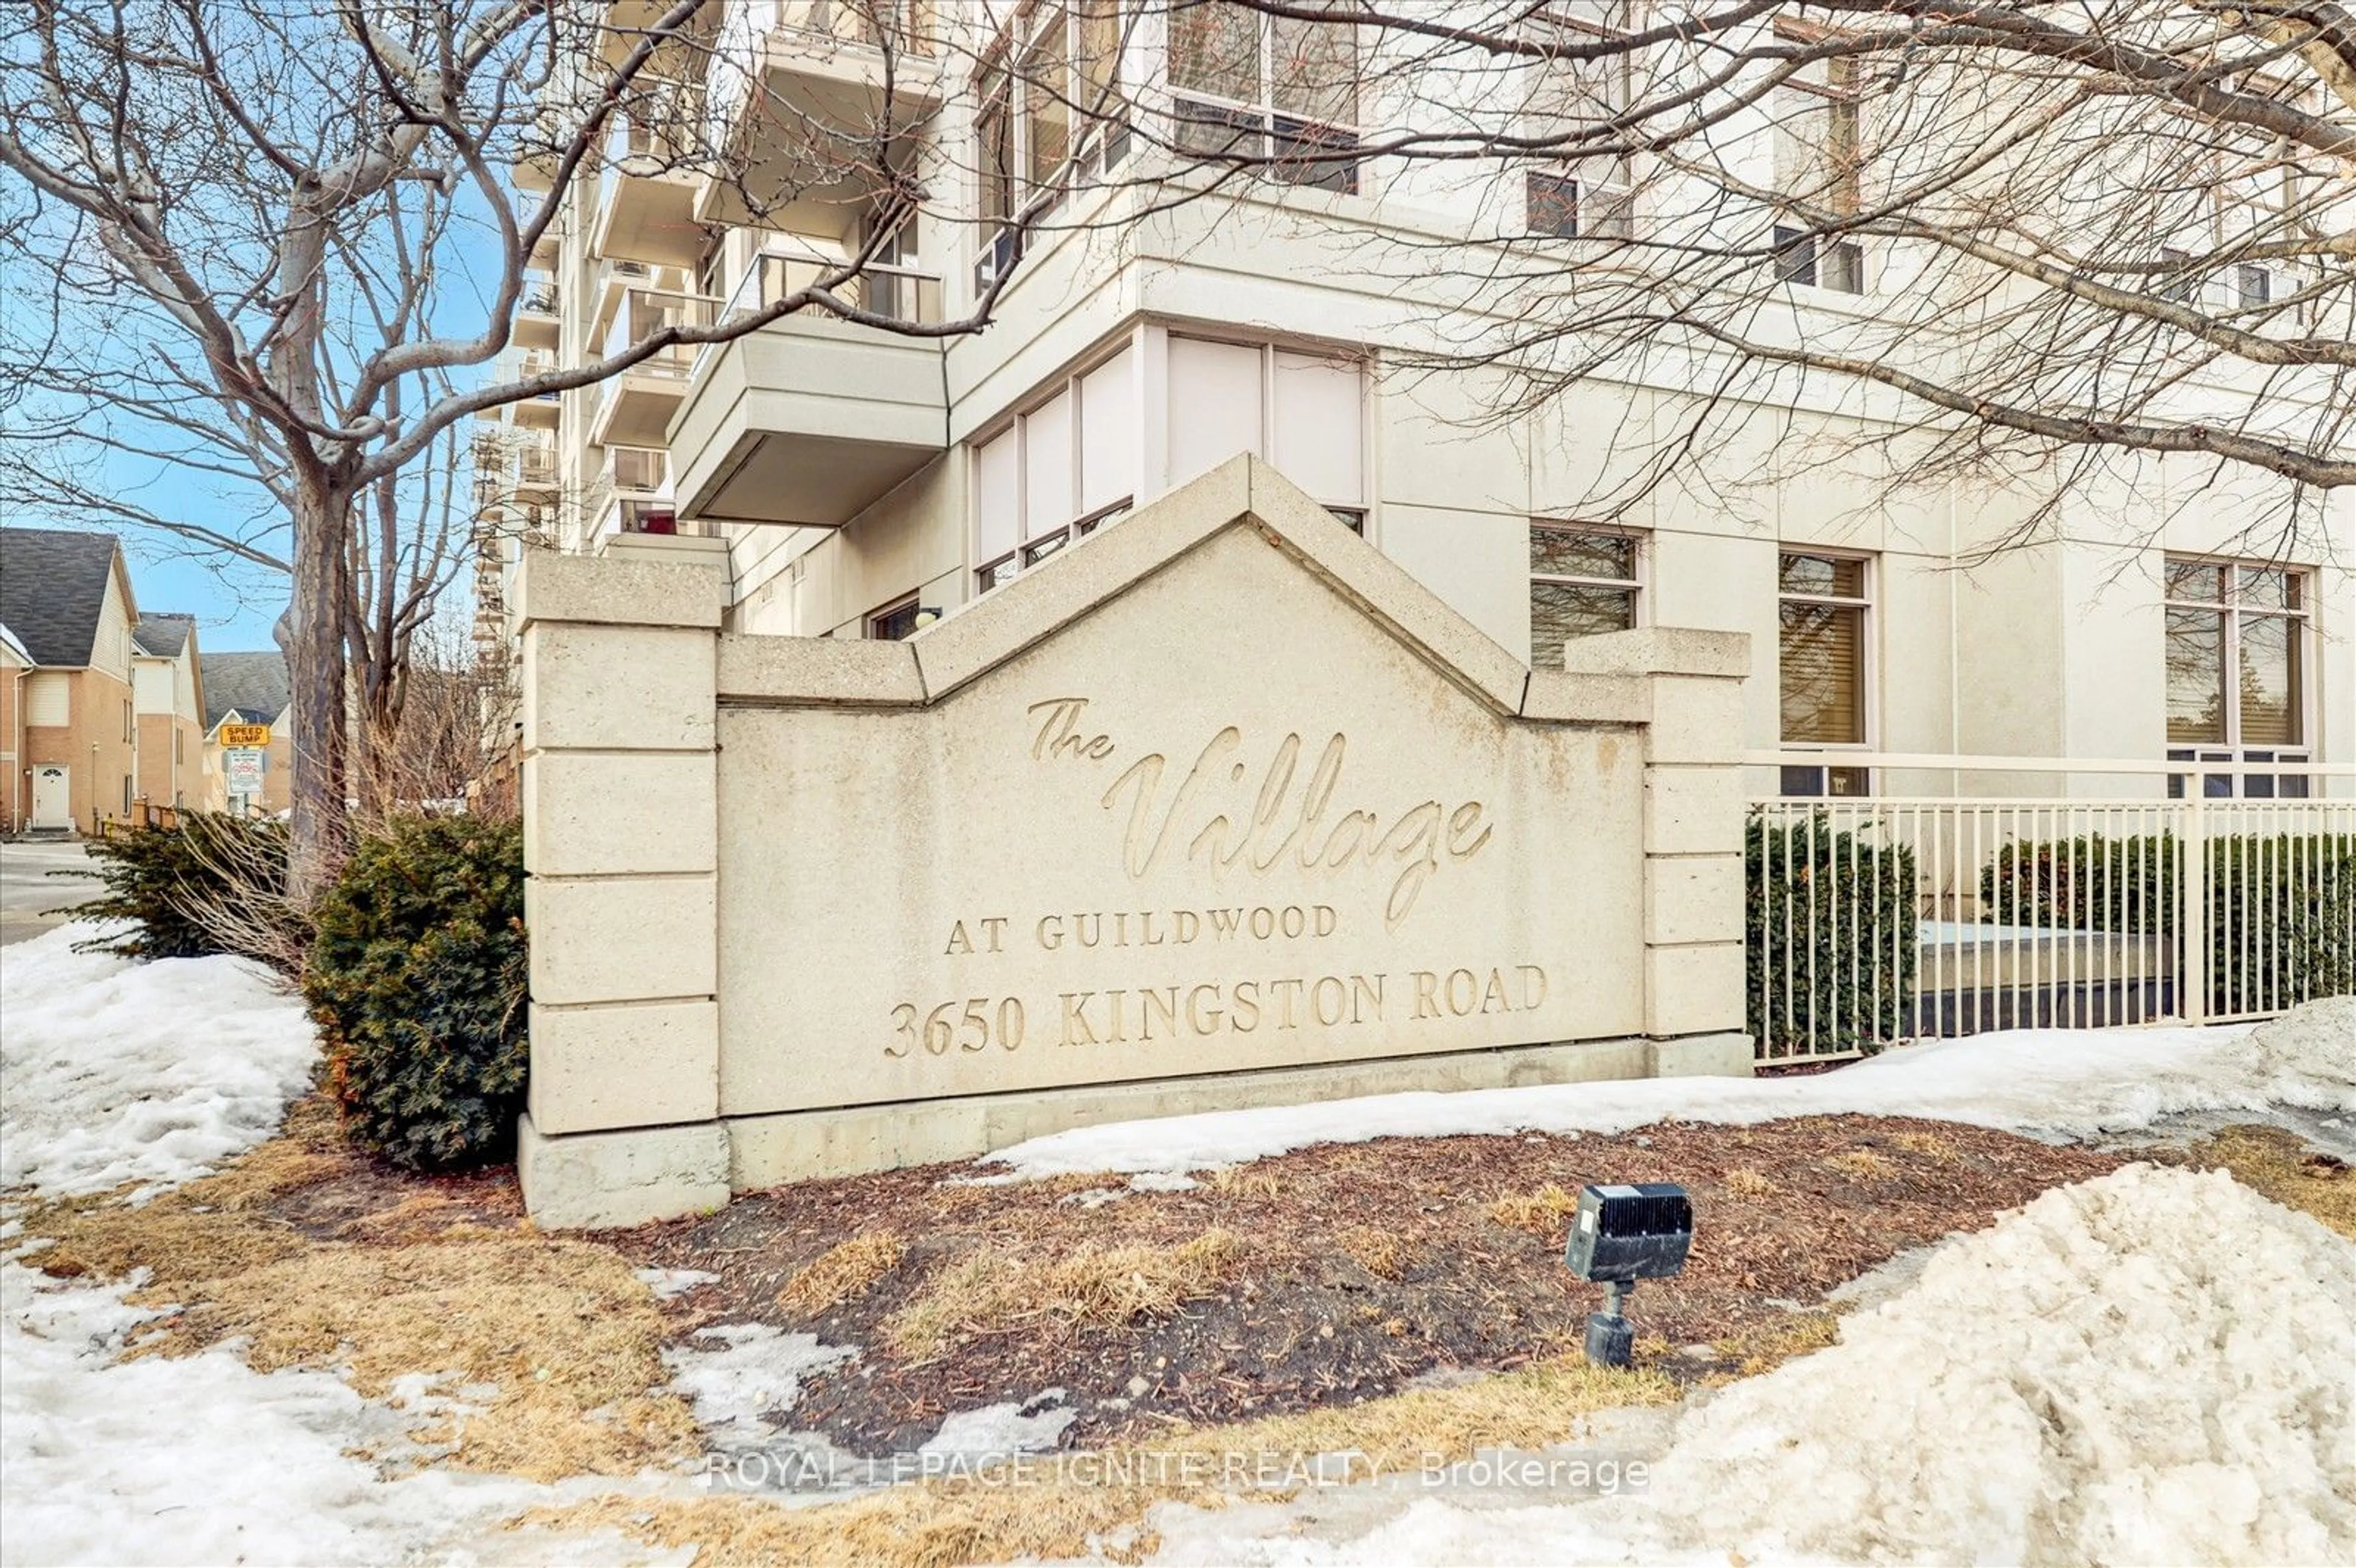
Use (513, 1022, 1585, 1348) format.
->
(2164, 556, 2311, 797)
(1779, 550, 1870, 796)
(1169, 0, 1359, 193)
(1523, 6, 1640, 240)
(974, 347, 1140, 591)
(1529, 524, 1639, 665)
(1770, 54, 1864, 294)
(974, 1, 1131, 290)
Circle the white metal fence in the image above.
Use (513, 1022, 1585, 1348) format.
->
(1746, 756, 2356, 1065)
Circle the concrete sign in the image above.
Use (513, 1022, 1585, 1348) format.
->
(513, 458, 1752, 1228)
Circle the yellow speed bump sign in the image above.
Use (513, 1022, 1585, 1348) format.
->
(220, 723, 272, 748)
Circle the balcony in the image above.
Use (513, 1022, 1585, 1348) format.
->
(516, 277, 561, 350)
(587, 288, 717, 448)
(512, 353, 562, 429)
(668, 250, 946, 528)
(516, 439, 560, 493)
(696, 0, 945, 231)
(590, 117, 704, 268)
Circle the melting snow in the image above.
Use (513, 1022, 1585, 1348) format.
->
(1, 922, 317, 1200)
(985, 998, 2356, 1180)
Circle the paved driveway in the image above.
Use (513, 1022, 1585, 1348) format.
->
(1, 840, 105, 947)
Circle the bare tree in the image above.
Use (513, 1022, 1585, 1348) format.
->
(6, 0, 2346, 907)
(0, 0, 980, 894)
(961, 0, 2350, 546)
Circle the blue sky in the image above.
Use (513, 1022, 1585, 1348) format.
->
(107, 511, 290, 655)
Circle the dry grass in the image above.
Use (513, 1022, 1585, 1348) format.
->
(1825, 1149, 1894, 1181)
(1207, 1166, 1283, 1200)
(17, 1105, 696, 1481)
(884, 1230, 1245, 1361)
(1711, 1310, 1841, 1379)
(520, 1355, 1678, 1568)
(1891, 1131, 1961, 1163)
(2182, 1124, 2356, 1239)
(1722, 1168, 1779, 1198)
(1488, 1183, 1580, 1233)
(1339, 1226, 1412, 1281)
(777, 1232, 907, 1315)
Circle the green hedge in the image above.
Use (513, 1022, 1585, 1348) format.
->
(1747, 812, 1919, 1058)
(1981, 831, 2356, 1015)
(304, 814, 528, 1170)
(71, 813, 296, 964)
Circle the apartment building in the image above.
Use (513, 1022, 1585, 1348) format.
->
(480, 1, 2354, 801)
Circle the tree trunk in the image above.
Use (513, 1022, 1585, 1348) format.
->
(284, 477, 352, 902)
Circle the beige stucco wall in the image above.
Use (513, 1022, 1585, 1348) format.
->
(516, 458, 1753, 1228)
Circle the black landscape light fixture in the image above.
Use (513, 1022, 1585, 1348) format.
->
(1564, 1183, 1693, 1369)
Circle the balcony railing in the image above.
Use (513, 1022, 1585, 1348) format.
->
(607, 445, 668, 490)
(603, 287, 720, 376)
(770, 0, 939, 56)
(516, 352, 561, 400)
(707, 248, 944, 366)
(522, 278, 560, 315)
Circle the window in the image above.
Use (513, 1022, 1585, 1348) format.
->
(1169, 0, 1360, 194)
(869, 598, 928, 640)
(2163, 556, 2310, 797)
(1525, 171, 1633, 240)
(2157, 246, 2199, 304)
(972, 2, 1131, 293)
(1778, 551, 1871, 797)
(2236, 263, 2271, 309)
(123, 699, 133, 744)
(974, 348, 1139, 591)
(1525, 6, 1640, 239)
(1529, 525, 1638, 665)
(1771, 53, 1863, 293)
(1164, 335, 1368, 513)
(1772, 225, 1863, 293)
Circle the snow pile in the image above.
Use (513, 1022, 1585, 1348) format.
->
(0, 923, 317, 1199)
(1652, 1164, 2356, 1564)
(0, 1259, 549, 1567)
(1182, 1166, 2356, 1566)
(985, 999, 2356, 1179)
(2238, 994, 2356, 1104)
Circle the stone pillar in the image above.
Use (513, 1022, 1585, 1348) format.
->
(1560, 628, 1754, 1077)
(513, 542, 734, 1228)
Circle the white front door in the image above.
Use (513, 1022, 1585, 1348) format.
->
(30, 764, 69, 828)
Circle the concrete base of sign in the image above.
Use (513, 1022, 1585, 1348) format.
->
(1645, 1032, 1755, 1078)
(515, 1114, 730, 1231)
(726, 1031, 1751, 1193)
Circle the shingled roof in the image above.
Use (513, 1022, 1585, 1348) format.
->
(0, 527, 124, 667)
(134, 612, 196, 657)
(199, 650, 291, 732)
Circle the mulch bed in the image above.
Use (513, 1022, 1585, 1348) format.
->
(612, 1114, 2130, 1455)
